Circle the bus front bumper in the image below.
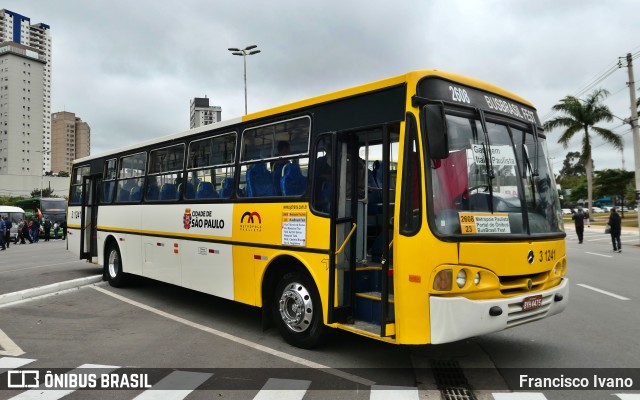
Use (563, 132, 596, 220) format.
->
(429, 278, 569, 344)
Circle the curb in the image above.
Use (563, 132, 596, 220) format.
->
(0, 275, 103, 306)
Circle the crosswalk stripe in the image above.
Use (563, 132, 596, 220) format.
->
(252, 378, 311, 400)
(8, 363, 119, 400)
(132, 370, 212, 400)
(0, 357, 36, 374)
(613, 395, 640, 400)
(370, 385, 419, 400)
(492, 394, 547, 399)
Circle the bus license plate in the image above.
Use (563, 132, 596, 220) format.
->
(522, 295, 543, 311)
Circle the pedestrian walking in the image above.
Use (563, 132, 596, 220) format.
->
(3, 216, 11, 248)
(43, 218, 51, 242)
(31, 217, 40, 243)
(61, 220, 67, 240)
(608, 208, 622, 253)
(22, 219, 32, 244)
(17, 218, 25, 244)
(0, 217, 5, 250)
(572, 207, 589, 243)
(53, 221, 59, 240)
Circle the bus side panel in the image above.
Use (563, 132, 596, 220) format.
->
(394, 230, 459, 344)
(182, 241, 234, 300)
(141, 203, 235, 294)
(67, 206, 82, 258)
(98, 205, 143, 276)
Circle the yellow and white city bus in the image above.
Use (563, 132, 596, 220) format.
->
(67, 70, 568, 348)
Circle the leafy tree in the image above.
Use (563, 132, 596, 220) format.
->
(568, 179, 587, 203)
(543, 88, 623, 214)
(57, 171, 70, 177)
(30, 187, 56, 198)
(558, 151, 586, 177)
(594, 169, 634, 217)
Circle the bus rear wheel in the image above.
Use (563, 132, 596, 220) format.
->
(272, 272, 326, 349)
(106, 242, 127, 287)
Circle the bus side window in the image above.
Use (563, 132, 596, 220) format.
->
(312, 138, 332, 213)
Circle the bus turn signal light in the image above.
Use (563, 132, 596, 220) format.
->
(433, 269, 452, 291)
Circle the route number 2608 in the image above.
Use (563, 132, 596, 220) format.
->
(449, 85, 471, 104)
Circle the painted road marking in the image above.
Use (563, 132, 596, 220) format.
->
(132, 370, 212, 400)
(577, 284, 630, 300)
(92, 286, 375, 386)
(0, 356, 35, 374)
(252, 378, 311, 400)
(0, 329, 24, 356)
(9, 364, 119, 400)
(370, 385, 420, 400)
(493, 393, 547, 399)
(584, 252, 613, 258)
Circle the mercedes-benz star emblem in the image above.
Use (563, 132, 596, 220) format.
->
(527, 250, 534, 264)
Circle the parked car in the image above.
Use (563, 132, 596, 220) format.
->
(591, 207, 604, 213)
(561, 208, 573, 215)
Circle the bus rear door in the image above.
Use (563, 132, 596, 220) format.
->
(80, 174, 101, 261)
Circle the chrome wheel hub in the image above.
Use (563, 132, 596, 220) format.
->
(278, 282, 313, 333)
(108, 250, 119, 278)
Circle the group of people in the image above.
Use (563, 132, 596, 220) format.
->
(572, 207, 622, 252)
(0, 216, 66, 250)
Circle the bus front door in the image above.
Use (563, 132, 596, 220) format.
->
(80, 175, 100, 261)
(328, 126, 397, 337)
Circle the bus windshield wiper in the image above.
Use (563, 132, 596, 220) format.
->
(530, 123, 540, 177)
(477, 109, 495, 213)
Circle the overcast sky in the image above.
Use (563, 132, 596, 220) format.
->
(5, 0, 640, 174)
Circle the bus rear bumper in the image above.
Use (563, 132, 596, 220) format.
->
(429, 278, 569, 344)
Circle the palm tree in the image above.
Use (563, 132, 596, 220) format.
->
(543, 88, 623, 214)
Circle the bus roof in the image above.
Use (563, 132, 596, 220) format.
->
(73, 69, 534, 164)
(0, 206, 25, 213)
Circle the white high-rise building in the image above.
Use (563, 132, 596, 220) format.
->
(0, 9, 51, 175)
(190, 97, 222, 129)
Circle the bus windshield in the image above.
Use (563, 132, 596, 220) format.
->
(40, 198, 66, 213)
(430, 113, 563, 237)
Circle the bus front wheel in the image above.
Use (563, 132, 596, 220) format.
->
(105, 243, 127, 287)
(272, 272, 327, 349)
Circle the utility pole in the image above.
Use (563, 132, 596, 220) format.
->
(623, 53, 640, 240)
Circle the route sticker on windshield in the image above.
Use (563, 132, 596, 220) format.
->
(458, 213, 511, 234)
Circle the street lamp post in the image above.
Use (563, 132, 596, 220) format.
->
(36, 149, 51, 198)
(228, 45, 261, 115)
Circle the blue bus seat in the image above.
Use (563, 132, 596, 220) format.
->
(116, 186, 129, 202)
(246, 163, 274, 197)
(159, 183, 177, 201)
(196, 182, 218, 199)
(129, 185, 143, 201)
(271, 161, 288, 196)
(219, 178, 234, 198)
(280, 163, 307, 196)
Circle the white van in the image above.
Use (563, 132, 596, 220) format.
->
(0, 205, 26, 244)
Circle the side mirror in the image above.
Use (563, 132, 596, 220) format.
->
(423, 104, 449, 160)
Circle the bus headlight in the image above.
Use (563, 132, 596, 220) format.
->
(474, 272, 481, 285)
(433, 269, 452, 291)
(456, 270, 467, 288)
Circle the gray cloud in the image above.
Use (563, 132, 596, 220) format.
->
(5, 0, 640, 173)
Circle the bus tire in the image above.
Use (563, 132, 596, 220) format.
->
(105, 242, 127, 287)
(272, 271, 327, 349)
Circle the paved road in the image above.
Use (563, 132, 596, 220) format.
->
(0, 233, 639, 399)
(0, 240, 100, 296)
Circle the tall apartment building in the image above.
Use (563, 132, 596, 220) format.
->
(0, 9, 52, 175)
(51, 111, 90, 174)
(190, 97, 221, 128)
(0, 42, 46, 176)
